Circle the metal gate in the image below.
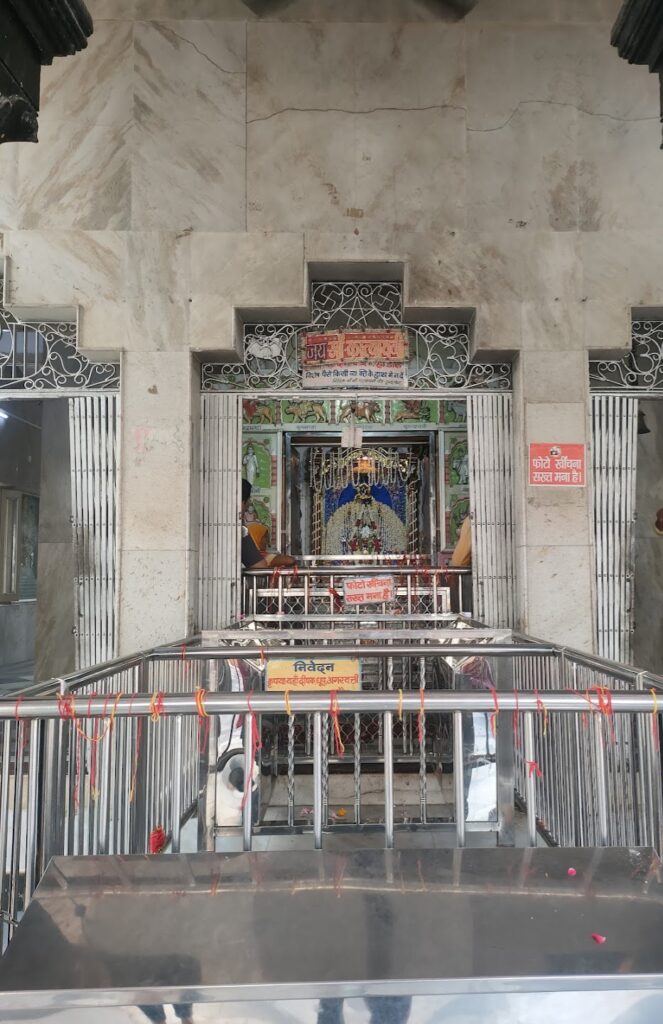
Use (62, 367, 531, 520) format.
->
(198, 393, 242, 629)
(591, 395, 638, 662)
(68, 395, 119, 669)
(467, 393, 515, 628)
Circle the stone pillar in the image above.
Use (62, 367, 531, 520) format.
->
(117, 352, 199, 655)
(35, 399, 76, 680)
(512, 347, 595, 652)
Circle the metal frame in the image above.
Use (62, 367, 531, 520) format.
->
(591, 395, 638, 662)
(467, 393, 515, 628)
(68, 395, 119, 669)
(198, 393, 242, 629)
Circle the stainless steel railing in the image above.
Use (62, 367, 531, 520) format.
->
(242, 566, 472, 618)
(3, 621, 663, 958)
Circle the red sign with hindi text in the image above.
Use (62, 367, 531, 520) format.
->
(529, 443, 586, 487)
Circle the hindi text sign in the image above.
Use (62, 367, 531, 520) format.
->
(529, 443, 586, 487)
(302, 329, 408, 389)
(266, 657, 361, 691)
(344, 576, 395, 606)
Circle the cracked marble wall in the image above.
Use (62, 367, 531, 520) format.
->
(0, 0, 661, 653)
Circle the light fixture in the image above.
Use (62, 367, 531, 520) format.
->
(0, 410, 8, 421)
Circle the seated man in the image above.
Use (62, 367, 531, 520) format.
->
(241, 478, 295, 569)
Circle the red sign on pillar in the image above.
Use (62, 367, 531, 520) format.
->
(529, 443, 586, 486)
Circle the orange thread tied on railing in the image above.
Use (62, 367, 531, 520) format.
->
(489, 686, 499, 737)
(651, 688, 660, 751)
(397, 689, 404, 723)
(329, 586, 343, 612)
(329, 691, 345, 758)
(241, 695, 263, 810)
(149, 691, 166, 722)
(284, 690, 293, 717)
(195, 687, 211, 753)
(74, 691, 123, 744)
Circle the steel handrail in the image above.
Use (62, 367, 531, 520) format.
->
(151, 642, 552, 660)
(3, 688, 661, 718)
(244, 566, 471, 577)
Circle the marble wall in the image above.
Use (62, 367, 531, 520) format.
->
(1, 0, 661, 653)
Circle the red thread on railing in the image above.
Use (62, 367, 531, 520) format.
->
(181, 644, 189, 676)
(329, 691, 345, 758)
(149, 826, 167, 854)
(526, 760, 543, 779)
(57, 693, 76, 720)
(329, 586, 343, 613)
(592, 686, 616, 744)
(535, 690, 549, 738)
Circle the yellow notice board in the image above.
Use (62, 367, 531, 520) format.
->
(266, 658, 360, 691)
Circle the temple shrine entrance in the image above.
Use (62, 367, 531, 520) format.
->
(198, 278, 515, 629)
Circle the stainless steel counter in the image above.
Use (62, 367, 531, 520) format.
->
(1, 847, 663, 1023)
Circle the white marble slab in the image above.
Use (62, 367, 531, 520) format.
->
(133, 20, 246, 231)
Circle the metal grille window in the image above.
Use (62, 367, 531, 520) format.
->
(0, 307, 119, 394)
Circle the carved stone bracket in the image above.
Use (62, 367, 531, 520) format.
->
(0, 0, 93, 144)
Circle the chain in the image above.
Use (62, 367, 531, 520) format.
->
(287, 713, 295, 828)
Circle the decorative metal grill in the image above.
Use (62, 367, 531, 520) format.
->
(202, 282, 511, 393)
(591, 395, 638, 663)
(69, 395, 119, 669)
(589, 321, 663, 394)
(0, 306, 119, 393)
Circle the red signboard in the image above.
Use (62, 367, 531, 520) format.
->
(302, 329, 407, 388)
(529, 443, 586, 487)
